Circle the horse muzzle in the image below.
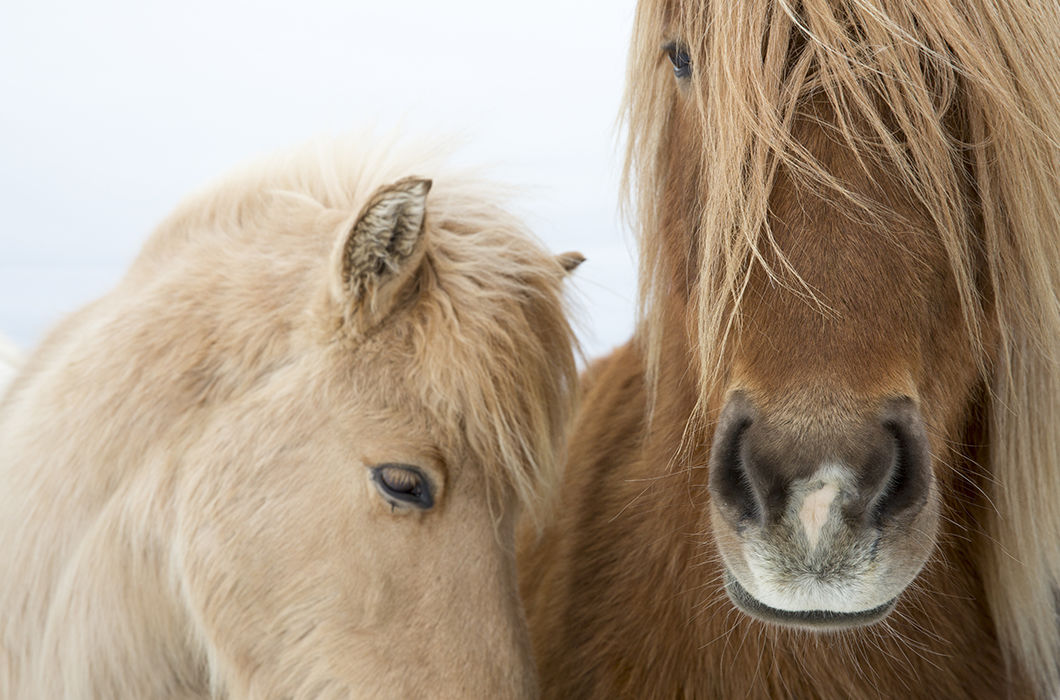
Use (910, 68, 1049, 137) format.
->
(707, 390, 939, 630)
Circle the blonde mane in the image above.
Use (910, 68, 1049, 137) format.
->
(109, 139, 578, 524)
(624, 0, 1060, 693)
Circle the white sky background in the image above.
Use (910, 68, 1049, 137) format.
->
(0, 0, 638, 359)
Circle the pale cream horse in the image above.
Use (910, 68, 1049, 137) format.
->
(0, 141, 581, 698)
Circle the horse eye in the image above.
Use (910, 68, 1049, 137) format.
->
(372, 464, 434, 509)
(665, 42, 692, 79)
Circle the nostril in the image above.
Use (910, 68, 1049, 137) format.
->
(709, 417, 761, 528)
(872, 415, 931, 526)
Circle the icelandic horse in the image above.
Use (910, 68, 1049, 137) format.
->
(0, 140, 581, 698)
(520, 1, 1060, 697)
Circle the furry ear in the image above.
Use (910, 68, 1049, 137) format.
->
(331, 176, 432, 331)
(556, 251, 585, 274)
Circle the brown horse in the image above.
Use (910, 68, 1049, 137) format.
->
(0, 140, 581, 698)
(521, 1, 1060, 697)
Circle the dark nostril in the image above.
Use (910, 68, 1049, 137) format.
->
(709, 413, 761, 529)
(872, 408, 931, 526)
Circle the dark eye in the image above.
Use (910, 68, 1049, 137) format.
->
(665, 42, 692, 79)
(372, 464, 434, 510)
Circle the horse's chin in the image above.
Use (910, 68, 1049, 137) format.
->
(722, 570, 898, 631)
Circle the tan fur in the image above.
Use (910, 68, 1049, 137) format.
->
(0, 139, 579, 698)
(523, 1, 1060, 697)
(0, 335, 18, 397)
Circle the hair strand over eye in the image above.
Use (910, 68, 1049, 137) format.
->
(665, 42, 692, 79)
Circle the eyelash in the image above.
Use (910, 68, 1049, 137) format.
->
(371, 464, 434, 510)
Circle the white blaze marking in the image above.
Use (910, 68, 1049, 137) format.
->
(799, 482, 838, 550)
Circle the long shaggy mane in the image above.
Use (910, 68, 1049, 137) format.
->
(167, 138, 579, 523)
(624, 0, 1060, 693)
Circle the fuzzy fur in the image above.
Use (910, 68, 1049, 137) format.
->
(0, 336, 18, 397)
(0, 139, 579, 698)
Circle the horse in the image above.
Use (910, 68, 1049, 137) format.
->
(0, 139, 582, 698)
(520, 1, 1060, 697)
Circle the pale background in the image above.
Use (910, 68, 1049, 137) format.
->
(0, 0, 638, 360)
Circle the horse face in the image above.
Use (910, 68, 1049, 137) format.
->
(180, 391, 538, 698)
(334, 416, 538, 697)
(323, 177, 542, 694)
(698, 119, 986, 629)
(177, 176, 564, 697)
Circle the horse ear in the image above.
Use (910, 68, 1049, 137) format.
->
(556, 251, 585, 275)
(331, 176, 432, 331)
